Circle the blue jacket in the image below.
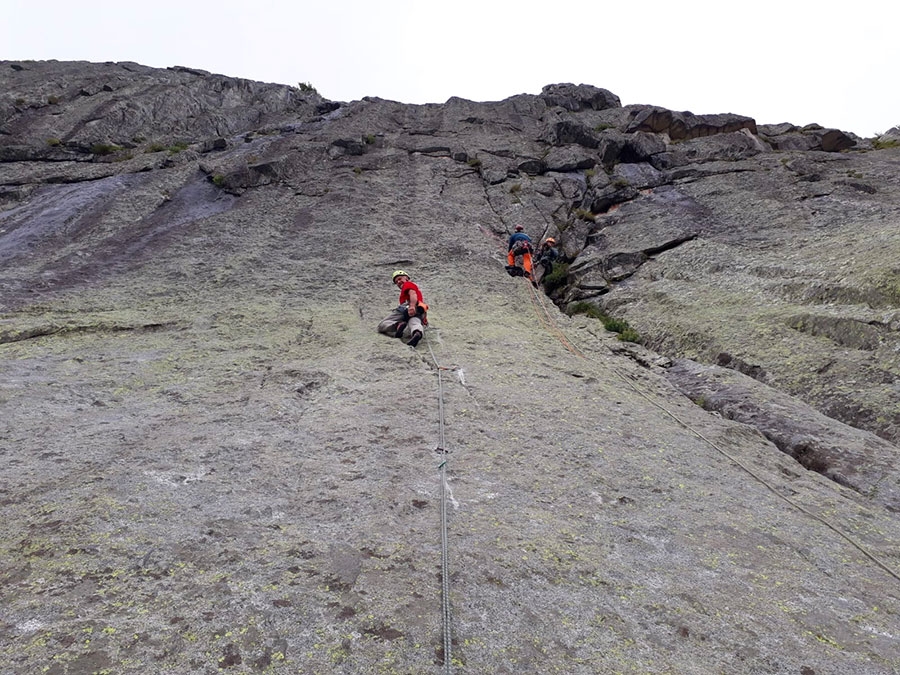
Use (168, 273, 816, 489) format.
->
(508, 232, 532, 251)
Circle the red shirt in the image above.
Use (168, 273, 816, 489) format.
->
(398, 280, 423, 305)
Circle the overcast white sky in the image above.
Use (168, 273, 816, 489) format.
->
(4, 0, 898, 137)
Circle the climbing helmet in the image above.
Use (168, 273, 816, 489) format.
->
(392, 270, 409, 282)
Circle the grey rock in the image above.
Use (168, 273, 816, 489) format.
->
(880, 125, 900, 141)
(628, 108, 757, 140)
(665, 358, 900, 512)
(548, 119, 599, 148)
(2, 59, 900, 675)
(650, 130, 768, 169)
(540, 83, 621, 111)
(542, 147, 596, 172)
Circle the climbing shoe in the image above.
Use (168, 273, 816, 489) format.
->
(505, 265, 524, 277)
(408, 330, 423, 348)
(394, 321, 407, 338)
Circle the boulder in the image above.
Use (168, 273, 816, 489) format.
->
(540, 83, 621, 111)
(650, 130, 768, 169)
(627, 108, 757, 140)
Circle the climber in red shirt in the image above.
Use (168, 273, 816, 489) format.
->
(377, 270, 428, 348)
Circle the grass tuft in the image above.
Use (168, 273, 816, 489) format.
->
(541, 263, 570, 293)
(569, 301, 641, 343)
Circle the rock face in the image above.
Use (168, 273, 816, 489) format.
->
(2, 61, 900, 674)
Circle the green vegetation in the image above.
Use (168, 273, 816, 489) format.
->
(574, 208, 595, 222)
(873, 138, 900, 150)
(617, 327, 641, 343)
(612, 176, 630, 188)
(168, 142, 190, 154)
(297, 81, 317, 94)
(47, 95, 60, 105)
(45, 138, 61, 147)
(594, 123, 614, 131)
(568, 301, 641, 343)
(364, 134, 376, 145)
(352, 166, 363, 175)
(211, 174, 226, 187)
(466, 157, 482, 168)
(145, 142, 167, 153)
(541, 263, 570, 294)
(90, 143, 122, 156)
(509, 183, 522, 194)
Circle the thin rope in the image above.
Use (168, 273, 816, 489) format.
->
(427, 338, 454, 674)
(521, 277, 900, 584)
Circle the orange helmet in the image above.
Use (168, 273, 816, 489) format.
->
(545, 237, 556, 245)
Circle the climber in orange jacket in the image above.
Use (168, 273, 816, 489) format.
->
(377, 270, 428, 348)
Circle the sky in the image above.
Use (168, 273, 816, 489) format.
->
(3, 0, 898, 138)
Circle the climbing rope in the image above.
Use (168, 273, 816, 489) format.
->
(515, 274, 900, 584)
(483, 221, 900, 579)
(524, 277, 585, 358)
(426, 338, 454, 674)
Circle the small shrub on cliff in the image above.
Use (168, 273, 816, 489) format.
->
(145, 142, 167, 153)
(297, 81, 317, 94)
(211, 174, 226, 187)
(568, 301, 605, 320)
(90, 143, 121, 156)
(574, 208, 595, 222)
(466, 157, 482, 168)
(569, 301, 641, 343)
(873, 138, 900, 150)
(168, 142, 189, 154)
(541, 263, 570, 294)
(46, 138, 61, 147)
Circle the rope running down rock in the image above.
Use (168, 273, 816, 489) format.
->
(519, 275, 900, 585)
(426, 338, 454, 674)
